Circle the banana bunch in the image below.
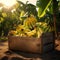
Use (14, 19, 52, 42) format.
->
(9, 14, 52, 38)
(26, 28, 36, 37)
(36, 22, 51, 33)
(36, 28, 43, 38)
(24, 15, 37, 30)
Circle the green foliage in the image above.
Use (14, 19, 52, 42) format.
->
(25, 4, 37, 16)
(2, 13, 7, 17)
(0, 9, 20, 36)
(36, 0, 52, 17)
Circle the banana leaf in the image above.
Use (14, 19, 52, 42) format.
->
(36, 0, 52, 17)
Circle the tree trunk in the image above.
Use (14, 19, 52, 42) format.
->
(53, 0, 58, 38)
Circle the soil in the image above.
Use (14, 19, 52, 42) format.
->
(0, 39, 60, 60)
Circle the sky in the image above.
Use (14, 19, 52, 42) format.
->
(19, 0, 37, 5)
(0, 0, 37, 6)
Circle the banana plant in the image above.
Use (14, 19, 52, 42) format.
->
(36, 0, 52, 18)
(17, 0, 37, 16)
(36, 0, 59, 37)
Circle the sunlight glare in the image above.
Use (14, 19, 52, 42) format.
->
(0, 0, 17, 8)
(0, 7, 3, 10)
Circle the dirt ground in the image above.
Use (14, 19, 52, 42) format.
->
(0, 39, 60, 60)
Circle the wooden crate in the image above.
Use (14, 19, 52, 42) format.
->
(8, 32, 55, 54)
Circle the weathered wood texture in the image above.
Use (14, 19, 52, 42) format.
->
(8, 32, 55, 54)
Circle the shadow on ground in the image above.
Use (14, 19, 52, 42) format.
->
(16, 50, 60, 60)
(1, 49, 60, 60)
